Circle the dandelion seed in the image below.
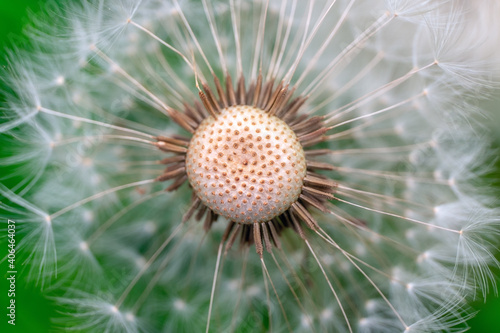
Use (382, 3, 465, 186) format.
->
(1, 0, 500, 332)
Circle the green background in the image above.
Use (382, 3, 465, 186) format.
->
(0, 2, 66, 333)
(0, 1, 499, 332)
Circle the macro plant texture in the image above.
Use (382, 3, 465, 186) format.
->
(1, 0, 500, 332)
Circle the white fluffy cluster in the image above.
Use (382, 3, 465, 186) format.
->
(1, 0, 499, 332)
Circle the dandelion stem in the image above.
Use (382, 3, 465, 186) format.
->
(326, 62, 435, 123)
(303, 12, 394, 95)
(324, 142, 431, 155)
(270, 251, 316, 332)
(315, 228, 409, 330)
(333, 196, 461, 234)
(206, 241, 224, 333)
(328, 91, 426, 129)
(261, 256, 293, 332)
(295, 0, 356, 87)
(266, 0, 289, 81)
(229, 0, 243, 78)
(270, 0, 297, 80)
(86, 191, 165, 245)
(314, 228, 405, 283)
(324, 112, 396, 140)
(128, 20, 194, 70)
(115, 222, 185, 309)
(251, 0, 270, 81)
(229, 247, 249, 333)
(331, 165, 449, 184)
(38, 107, 155, 139)
(304, 239, 353, 333)
(132, 224, 194, 313)
(336, 183, 430, 209)
(51, 134, 156, 147)
(173, 0, 215, 75)
(283, 0, 314, 83)
(91, 47, 176, 119)
(308, 51, 385, 115)
(201, 0, 227, 74)
(262, 257, 272, 332)
(276, 247, 321, 314)
(326, 206, 419, 262)
(50, 179, 156, 220)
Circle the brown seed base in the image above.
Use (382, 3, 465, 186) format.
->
(155, 73, 336, 256)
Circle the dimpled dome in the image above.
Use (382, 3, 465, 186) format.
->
(186, 105, 307, 223)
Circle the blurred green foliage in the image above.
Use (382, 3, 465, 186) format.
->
(0, 1, 40, 61)
(1, 3, 57, 333)
(0, 1, 498, 332)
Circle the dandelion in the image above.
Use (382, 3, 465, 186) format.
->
(1, 0, 500, 332)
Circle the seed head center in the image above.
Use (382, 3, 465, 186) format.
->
(186, 105, 307, 224)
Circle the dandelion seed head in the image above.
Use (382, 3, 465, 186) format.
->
(1, 0, 500, 332)
(186, 105, 307, 223)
